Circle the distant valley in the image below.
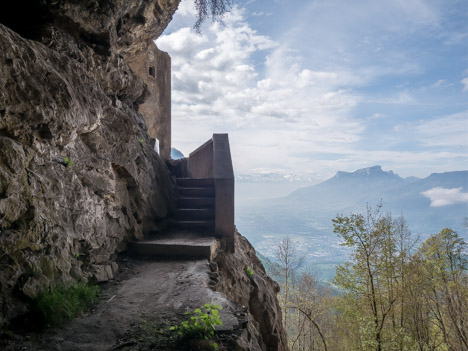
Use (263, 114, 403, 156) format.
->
(235, 166, 468, 280)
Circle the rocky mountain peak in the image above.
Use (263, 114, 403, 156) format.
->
(335, 165, 398, 179)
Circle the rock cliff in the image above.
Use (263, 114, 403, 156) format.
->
(0, 0, 180, 326)
(0, 1, 288, 349)
(213, 231, 289, 350)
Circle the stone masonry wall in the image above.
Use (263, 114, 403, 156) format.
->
(127, 43, 172, 160)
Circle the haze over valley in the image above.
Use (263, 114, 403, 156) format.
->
(235, 166, 468, 280)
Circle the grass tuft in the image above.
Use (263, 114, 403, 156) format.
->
(33, 282, 100, 326)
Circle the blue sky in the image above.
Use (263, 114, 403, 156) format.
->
(157, 0, 468, 181)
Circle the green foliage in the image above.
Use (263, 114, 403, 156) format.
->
(63, 156, 73, 167)
(245, 266, 254, 277)
(277, 204, 468, 351)
(33, 282, 100, 326)
(138, 136, 145, 145)
(170, 303, 222, 349)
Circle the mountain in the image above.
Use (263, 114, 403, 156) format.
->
(284, 165, 407, 210)
(279, 166, 468, 233)
(236, 166, 468, 280)
(170, 147, 185, 160)
(236, 171, 319, 183)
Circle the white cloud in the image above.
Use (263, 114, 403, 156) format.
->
(157, 4, 364, 173)
(175, 0, 197, 17)
(429, 79, 453, 89)
(461, 77, 468, 91)
(370, 113, 387, 119)
(251, 12, 272, 17)
(155, 0, 468, 180)
(421, 187, 468, 207)
(416, 111, 468, 148)
(368, 90, 417, 105)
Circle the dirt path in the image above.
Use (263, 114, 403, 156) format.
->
(3, 258, 244, 351)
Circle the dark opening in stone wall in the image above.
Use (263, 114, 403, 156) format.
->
(148, 65, 155, 78)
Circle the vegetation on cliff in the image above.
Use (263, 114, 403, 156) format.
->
(33, 282, 100, 327)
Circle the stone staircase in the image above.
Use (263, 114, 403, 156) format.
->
(173, 178, 215, 233)
(129, 178, 219, 261)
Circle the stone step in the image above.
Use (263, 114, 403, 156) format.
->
(171, 219, 215, 232)
(176, 178, 214, 187)
(179, 186, 215, 197)
(130, 233, 219, 260)
(177, 197, 215, 209)
(174, 208, 215, 220)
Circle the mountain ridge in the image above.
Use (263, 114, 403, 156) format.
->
(250, 166, 468, 236)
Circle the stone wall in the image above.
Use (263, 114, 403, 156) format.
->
(127, 43, 172, 160)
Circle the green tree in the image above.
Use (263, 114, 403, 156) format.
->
(333, 204, 400, 351)
(416, 229, 468, 350)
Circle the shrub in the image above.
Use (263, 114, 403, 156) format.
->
(63, 156, 73, 167)
(245, 266, 254, 277)
(170, 303, 222, 350)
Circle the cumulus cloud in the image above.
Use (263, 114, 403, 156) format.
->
(155, 0, 468, 179)
(157, 4, 363, 173)
(422, 187, 468, 207)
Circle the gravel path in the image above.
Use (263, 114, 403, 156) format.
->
(2, 258, 243, 351)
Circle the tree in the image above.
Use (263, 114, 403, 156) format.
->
(333, 204, 400, 351)
(270, 239, 329, 351)
(270, 237, 304, 333)
(390, 215, 417, 351)
(270, 204, 468, 350)
(290, 269, 329, 351)
(416, 229, 468, 350)
(193, 0, 233, 32)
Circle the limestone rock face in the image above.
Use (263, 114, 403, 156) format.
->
(0, 0, 179, 327)
(214, 231, 289, 351)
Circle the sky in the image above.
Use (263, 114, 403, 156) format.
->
(156, 0, 468, 182)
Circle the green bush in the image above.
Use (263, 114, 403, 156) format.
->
(33, 282, 100, 326)
(170, 303, 222, 350)
(63, 156, 73, 167)
(245, 266, 254, 277)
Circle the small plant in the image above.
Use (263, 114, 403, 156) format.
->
(245, 266, 255, 277)
(33, 282, 100, 326)
(170, 303, 222, 350)
(63, 156, 73, 167)
(138, 136, 145, 145)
